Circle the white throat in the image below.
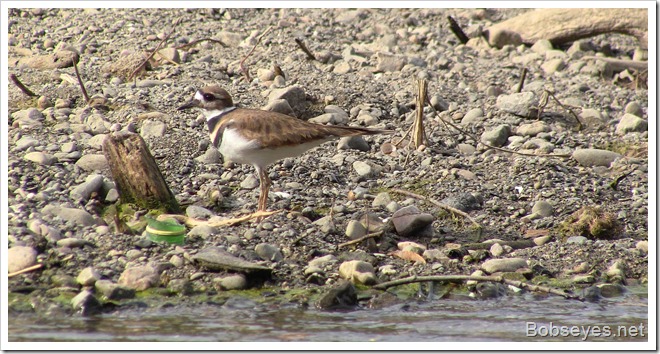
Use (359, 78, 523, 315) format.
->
(203, 106, 236, 120)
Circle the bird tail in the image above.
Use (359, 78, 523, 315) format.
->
(325, 125, 394, 137)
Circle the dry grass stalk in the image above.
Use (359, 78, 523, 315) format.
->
(413, 78, 428, 148)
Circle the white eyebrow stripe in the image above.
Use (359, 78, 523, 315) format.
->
(194, 91, 205, 101)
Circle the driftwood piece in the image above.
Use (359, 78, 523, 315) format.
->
(582, 56, 648, 72)
(102, 131, 180, 212)
(158, 210, 280, 228)
(486, 9, 648, 48)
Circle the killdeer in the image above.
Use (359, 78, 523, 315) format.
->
(178, 85, 392, 215)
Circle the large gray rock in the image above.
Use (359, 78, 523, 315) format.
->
(8, 246, 38, 273)
(254, 243, 283, 262)
(337, 136, 370, 152)
(24, 151, 57, 166)
(71, 290, 102, 316)
(516, 121, 550, 136)
(85, 113, 110, 135)
(75, 154, 109, 172)
(140, 119, 167, 139)
(352, 161, 382, 178)
(95, 280, 135, 300)
(263, 99, 294, 116)
(572, 149, 622, 167)
(118, 264, 161, 291)
(76, 267, 101, 286)
(192, 247, 272, 274)
(14, 136, 40, 151)
(480, 124, 511, 147)
(481, 258, 528, 273)
(316, 281, 358, 309)
(70, 174, 104, 202)
(215, 274, 248, 290)
(268, 85, 306, 112)
(462, 108, 485, 124)
(496, 92, 538, 118)
(375, 52, 407, 72)
(42, 205, 96, 226)
(615, 113, 647, 135)
(338, 260, 377, 285)
(391, 205, 434, 238)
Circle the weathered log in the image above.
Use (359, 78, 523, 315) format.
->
(486, 9, 648, 48)
(102, 131, 180, 212)
(582, 56, 648, 72)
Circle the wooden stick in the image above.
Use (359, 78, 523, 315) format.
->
(294, 38, 316, 60)
(447, 16, 469, 44)
(392, 188, 482, 231)
(582, 56, 648, 72)
(129, 18, 181, 80)
(338, 231, 383, 248)
(423, 95, 572, 159)
(413, 78, 428, 148)
(516, 67, 527, 93)
(239, 26, 273, 82)
(159, 210, 280, 228)
(175, 38, 227, 50)
(373, 274, 583, 300)
(9, 73, 37, 97)
(8, 264, 43, 278)
(71, 53, 89, 103)
(154, 51, 180, 66)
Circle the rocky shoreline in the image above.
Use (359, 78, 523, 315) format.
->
(7, 8, 648, 316)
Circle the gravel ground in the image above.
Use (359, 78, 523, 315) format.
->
(7, 8, 649, 314)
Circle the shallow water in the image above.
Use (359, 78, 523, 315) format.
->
(8, 289, 648, 343)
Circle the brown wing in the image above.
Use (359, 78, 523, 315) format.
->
(226, 109, 392, 148)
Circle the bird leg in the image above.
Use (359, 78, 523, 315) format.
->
(254, 166, 271, 221)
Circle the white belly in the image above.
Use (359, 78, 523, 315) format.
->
(219, 128, 330, 167)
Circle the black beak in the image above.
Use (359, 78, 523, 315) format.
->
(177, 99, 199, 111)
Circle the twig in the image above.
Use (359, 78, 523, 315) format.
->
(338, 231, 384, 248)
(239, 26, 273, 82)
(175, 38, 227, 50)
(159, 210, 279, 228)
(392, 188, 482, 232)
(294, 38, 316, 60)
(71, 53, 89, 103)
(272, 64, 285, 78)
(154, 51, 180, 66)
(447, 16, 469, 44)
(413, 78, 428, 148)
(8, 264, 43, 278)
(424, 95, 572, 158)
(393, 124, 414, 147)
(516, 67, 527, 93)
(538, 89, 582, 130)
(609, 168, 636, 190)
(129, 18, 182, 80)
(9, 74, 37, 97)
(372, 274, 583, 301)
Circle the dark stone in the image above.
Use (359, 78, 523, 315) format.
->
(473, 282, 508, 299)
(316, 281, 358, 310)
(391, 205, 434, 238)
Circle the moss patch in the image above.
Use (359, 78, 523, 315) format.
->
(559, 206, 623, 240)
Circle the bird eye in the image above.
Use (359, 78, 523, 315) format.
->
(203, 93, 215, 101)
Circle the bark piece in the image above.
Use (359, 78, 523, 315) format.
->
(102, 131, 179, 212)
